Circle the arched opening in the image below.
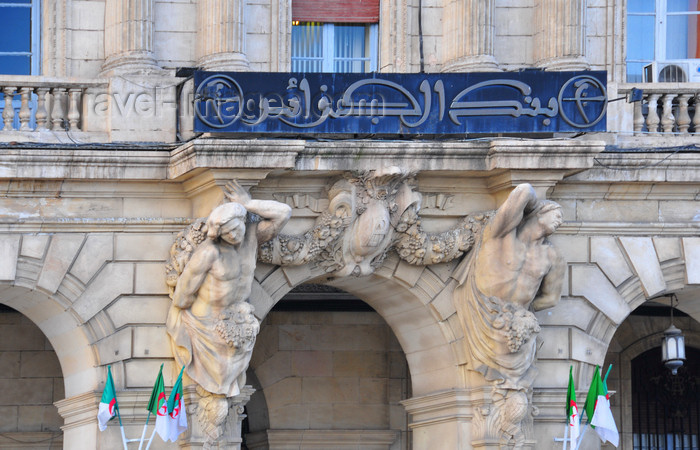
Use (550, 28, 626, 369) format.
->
(244, 284, 411, 449)
(604, 295, 700, 449)
(0, 304, 64, 449)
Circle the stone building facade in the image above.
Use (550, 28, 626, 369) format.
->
(0, 0, 698, 449)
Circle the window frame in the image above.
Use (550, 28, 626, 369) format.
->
(291, 22, 378, 73)
(627, 0, 700, 81)
(0, 0, 41, 75)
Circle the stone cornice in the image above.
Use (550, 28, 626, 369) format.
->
(565, 151, 700, 183)
(0, 146, 170, 180)
(557, 221, 700, 235)
(0, 217, 192, 232)
(169, 137, 606, 176)
(168, 138, 303, 180)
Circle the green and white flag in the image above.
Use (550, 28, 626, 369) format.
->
(584, 365, 619, 447)
(162, 366, 188, 442)
(146, 364, 169, 441)
(566, 366, 581, 445)
(97, 366, 119, 431)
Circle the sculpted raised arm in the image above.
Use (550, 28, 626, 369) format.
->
(487, 183, 539, 238)
(172, 242, 217, 309)
(224, 181, 292, 243)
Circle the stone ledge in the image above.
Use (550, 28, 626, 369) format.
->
(169, 137, 605, 176)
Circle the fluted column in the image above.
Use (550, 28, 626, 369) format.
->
(442, 0, 499, 72)
(101, 0, 160, 74)
(197, 0, 250, 71)
(534, 0, 590, 70)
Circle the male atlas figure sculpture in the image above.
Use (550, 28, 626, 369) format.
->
(166, 181, 291, 445)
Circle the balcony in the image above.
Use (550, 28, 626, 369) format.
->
(0, 75, 182, 144)
(2, 76, 699, 145)
(617, 83, 700, 135)
(0, 76, 110, 143)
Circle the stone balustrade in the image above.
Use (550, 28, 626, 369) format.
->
(619, 84, 700, 135)
(0, 76, 109, 142)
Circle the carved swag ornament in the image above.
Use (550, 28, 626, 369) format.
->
(166, 174, 563, 449)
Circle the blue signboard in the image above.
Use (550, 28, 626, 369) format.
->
(193, 71, 607, 135)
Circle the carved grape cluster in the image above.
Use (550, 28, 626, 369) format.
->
(493, 304, 541, 353)
(214, 303, 260, 350)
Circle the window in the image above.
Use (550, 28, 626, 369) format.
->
(627, 0, 700, 82)
(0, 0, 41, 75)
(632, 347, 700, 449)
(292, 22, 377, 72)
(291, 0, 379, 73)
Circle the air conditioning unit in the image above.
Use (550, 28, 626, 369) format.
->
(642, 60, 700, 83)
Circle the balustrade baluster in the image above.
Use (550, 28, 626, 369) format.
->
(35, 87, 49, 131)
(660, 94, 676, 133)
(677, 94, 692, 134)
(67, 88, 81, 131)
(693, 94, 700, 134)
(633, 96, 645, 134)
(51, 87, 66, 130)
(645, 94, 661, 134)
(18, 87, 32, 131)
(2, 87, 16, 131)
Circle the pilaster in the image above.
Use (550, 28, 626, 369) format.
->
(380, 0, 410, 73)
(534, 0, 590, 70)
(442, 0, 500, 72)
(401, 389, 476, 450)
(197, 0, 250, 71)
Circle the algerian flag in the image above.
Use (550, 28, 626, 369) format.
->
(591, 366, 619, 447)
(584, 365, 619, 447)
(146, 364, 170, 441)
(566, 366, 581, 445)
(162, 366, 188, 442)
(97, 366, 119, 431)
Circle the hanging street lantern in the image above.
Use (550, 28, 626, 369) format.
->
(661, 294, 686, 375)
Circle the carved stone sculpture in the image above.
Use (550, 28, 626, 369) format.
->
(452, 183, 565, 447)
(259, 167, 485, 275)
(165, 181, 291, 446)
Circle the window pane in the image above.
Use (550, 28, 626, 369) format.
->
(0, 55, 30, 74)
(0, 0, 32, 3)
(292, 22, 323, 72)
(668, 0, 698, 13)
(628, 0, 655, 13)
(0, 6, 30, 52)
(627, 15, 655, 60)
(666, 14, 700, 58)
(627, 61, 647, 82)
(334, 24, 366, 73)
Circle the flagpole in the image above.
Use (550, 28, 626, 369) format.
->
(574, 424, 588, 450)
(145, 427, 157, 450)
(137, 411, 151, 450)
(562, 419, 569, 450)
(116, 407, 129, 450)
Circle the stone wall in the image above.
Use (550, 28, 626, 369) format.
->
(0, 305, 64, 449)
(247, 308, 411, 449)
(47, 0, 624, 78)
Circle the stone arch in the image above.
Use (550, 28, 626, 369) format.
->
(250, 254, 465, 395)
(0, 285, 98, 398)
(609, 313, 700, 449)
(0, 232, 121, 397)
(562, 235, 699, 382)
